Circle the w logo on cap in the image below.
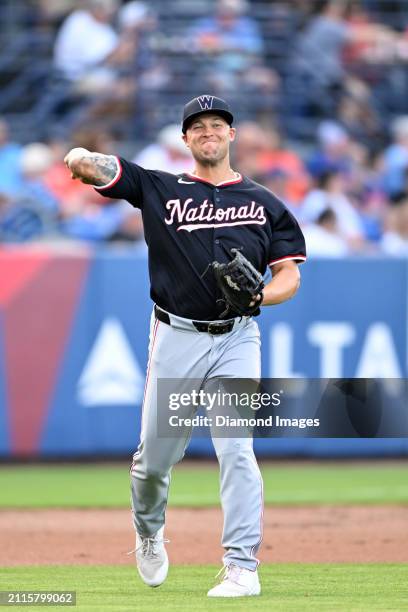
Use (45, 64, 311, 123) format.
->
(197, 95, 214, 110)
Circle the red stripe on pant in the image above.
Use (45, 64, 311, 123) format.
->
(130, 318, 160, 474)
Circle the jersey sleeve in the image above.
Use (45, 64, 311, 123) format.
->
(268, 206, 307, 266)
(93, 157, 145, 208)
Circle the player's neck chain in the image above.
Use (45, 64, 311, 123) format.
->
(188, 170, 241, 186)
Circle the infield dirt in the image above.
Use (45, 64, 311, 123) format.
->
(1, 506, 407, 566)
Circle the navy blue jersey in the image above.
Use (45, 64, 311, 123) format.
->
(95, 157, 306, 320)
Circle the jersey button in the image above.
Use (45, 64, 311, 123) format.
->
(215, 239, 220, 245)
(215, 198, 220, 203)
(216, 188, 220, 192)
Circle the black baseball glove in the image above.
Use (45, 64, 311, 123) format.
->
(212, 248, 264, 317)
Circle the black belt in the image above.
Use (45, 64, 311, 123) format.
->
(154, 305, 235, 335)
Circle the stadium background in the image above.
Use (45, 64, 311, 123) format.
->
(0, 1, 407, 611)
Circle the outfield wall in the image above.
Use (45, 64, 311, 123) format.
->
(0, 247, 406, 458)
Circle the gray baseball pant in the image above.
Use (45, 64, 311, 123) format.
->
(130, 307, 263, 570)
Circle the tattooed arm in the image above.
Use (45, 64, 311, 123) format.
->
(64, 148, 119, 186)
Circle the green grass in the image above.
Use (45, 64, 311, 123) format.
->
(0, 565, 407, 611)
(0, 463, 407, 508)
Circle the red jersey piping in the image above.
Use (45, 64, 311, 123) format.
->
(269, 254, 307, 266)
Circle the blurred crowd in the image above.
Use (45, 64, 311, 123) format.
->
(1, 113, 408, 257)
(0, 0, 408, 256)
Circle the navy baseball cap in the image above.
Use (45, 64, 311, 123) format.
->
(182, 95, 234, 133)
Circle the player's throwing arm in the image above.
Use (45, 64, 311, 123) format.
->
(64, 148, 119, 186)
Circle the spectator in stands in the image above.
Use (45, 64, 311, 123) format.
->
(234, 121, 307, 208)
(343, 1, 396, 69)
(347, 148, 387, 242)
(0, 143, 59, 242)
(56, 1, 135, 108)
(307, 120, 353, 178)
(257, 126, 310, 206)
(133, 124, 193, 174)
(289, 0, 352, 117)
(53, 0, 161, 136)
(383, 116, 408, 197)
(117, 1, 162, 86)
(188, 0, 278, 97)
(310, 119, 379, 217)
(18, 143, 60, 215)
(300, 168, 366, 250)
(233, 121, 271, 177)
(233, 122, 308, 207)
(380, 193, 408, 256)
(288, 0, 388, 119)
(336, 76, 383, 149)
(0, 119, 23, 196)
(301, 207, 349, 257)
(190, 0, 263, 64)
(60, 198, 141, 242)
(116, 2, 170, 138)
(53, 0, 120, 84)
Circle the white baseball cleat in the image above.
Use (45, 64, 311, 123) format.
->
(134, 527, 169, 587)
(207, 564, 261, 597)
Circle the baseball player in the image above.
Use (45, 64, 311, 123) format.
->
(64, 95, 306, 598)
